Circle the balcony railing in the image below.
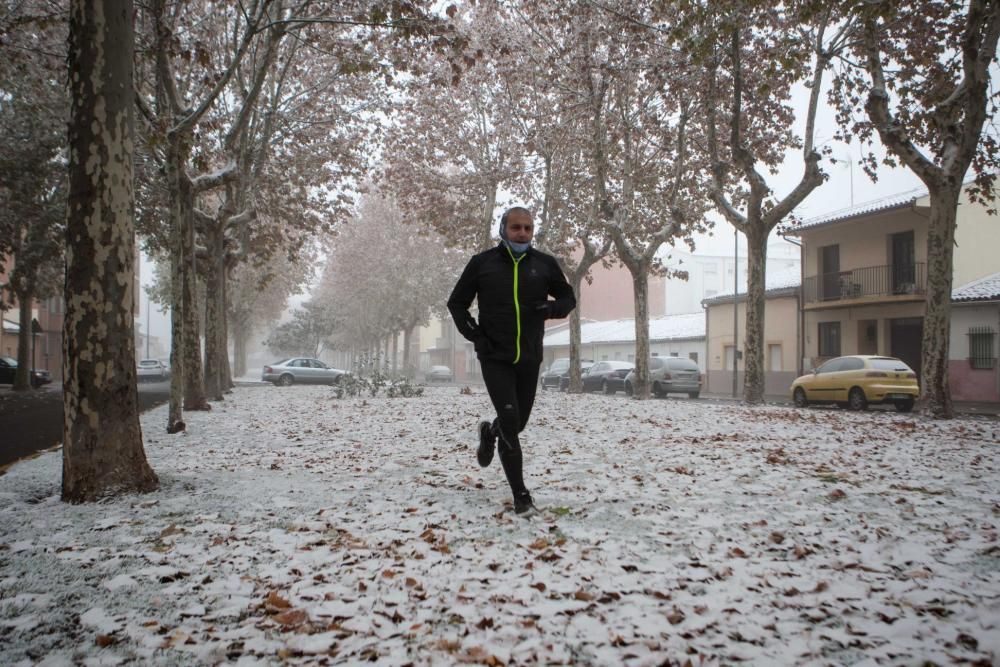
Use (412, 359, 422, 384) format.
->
(803, 262, 926, 304)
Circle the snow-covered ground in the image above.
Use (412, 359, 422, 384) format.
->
(1, 385, 998, 666)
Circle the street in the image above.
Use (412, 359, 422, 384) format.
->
(0, 381, 171, 467)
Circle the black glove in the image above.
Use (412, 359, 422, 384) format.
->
(534, 302, 553, 319)
(473, 334, 493, 355)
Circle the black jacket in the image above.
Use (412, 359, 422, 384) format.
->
(448, 243, 576, 365)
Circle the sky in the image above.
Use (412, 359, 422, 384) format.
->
(1, 385, 998, 664)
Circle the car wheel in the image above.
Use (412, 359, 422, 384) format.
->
(652, 382, 664, 398)
(895, 399, 915, 413)
(688, 392, 700, 399)
(278, 374, 294, 387)
(603, 380, 613, 395)
(624, 381, 633, 397)
(847, 387, 868, 411)
(793, 387, 808, 408)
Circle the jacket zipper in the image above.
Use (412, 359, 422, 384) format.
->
(506, 246, 525, 364)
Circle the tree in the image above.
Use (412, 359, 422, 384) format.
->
(312, 191, 464, 371)
(383, 3, 529, 253)
(694, 3, 844, 404)
(833, 0, 1000, 418)
(62, 0, 158, 501)
(0, 0, 67, 390)
(571, 1, 707, 399)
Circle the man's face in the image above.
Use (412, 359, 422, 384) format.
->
(506, 210, 534, 244)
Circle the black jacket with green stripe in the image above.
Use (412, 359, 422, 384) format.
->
(448, 243, 576, 365)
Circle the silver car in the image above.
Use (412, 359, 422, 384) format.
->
(625, 356, 702, 398)
(137, 358, 169, 382)
(424, 365, 453, 382)
(262, 358, 347, 386)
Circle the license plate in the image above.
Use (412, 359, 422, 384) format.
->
(885, 393, 912, 400)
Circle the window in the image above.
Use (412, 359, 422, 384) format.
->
(818, 322, 841, 357)
(724, 345, 736, 370)
(968, 327, 996, 369)
(688, 352, 698, 365)
(670, 352, 679, 357)
(768, 344, 782, 372)
(842, 357, 865, 371)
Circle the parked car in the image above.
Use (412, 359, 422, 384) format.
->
(136, 358, 169, 382)
(558, 360, 595, 391)
(0, 356, 52, 388)
(425, 365, 453, 382)
(790, 355, 918, 412)
(581, 360, 634, 394)
(540, 358, 570, 390)
(625, 356, 702, 398)
(262, 358, 348, 386)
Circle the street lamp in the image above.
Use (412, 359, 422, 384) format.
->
(830, 155, 854, 207)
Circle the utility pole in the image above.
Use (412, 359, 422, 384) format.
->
(145, 292, 151, 358)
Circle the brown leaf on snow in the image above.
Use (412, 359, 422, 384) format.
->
(828, 488, 847, 501)
(266, 591, 292, 610)
(530, 582, 546, 592)
(95, 634, 117, 647)
(456, 645, 506, 665)
(769, 532, 785, 544)
(528, 538, 549, 550)
(727, 547, 748, 558)
(573, 590, 595, 601)
(666, 607, 685, 625)
(793, 544, 814, 559)
(274, 609, 308, 627)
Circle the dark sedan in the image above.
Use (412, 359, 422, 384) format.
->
(558, 361, 595, 391)
(0, 356, 52, 388)
(581, 360, 634, 394)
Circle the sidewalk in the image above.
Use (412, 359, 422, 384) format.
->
(1, 385, 998, 664)
(699, 391, 1000, 417)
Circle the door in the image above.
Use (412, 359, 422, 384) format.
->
(857, 320, 878, 355)
(820, 245, 840, 301)
(890, 317, 923, 380)
(891, 231, 916, 293)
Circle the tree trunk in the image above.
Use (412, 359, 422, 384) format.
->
(63, 0, 157, 502)
(14, 295, 32, 391)
(567, 274, 585, 393)
(391, 332, 399, 376)
(181, 198, 209, 410)
(403, 325, 413, 378)
(481, 185, 498, 251)
(233, 322, 248, 378)
(920, 185, 959, 418)
(203, 226, 225, 401)
(630, 267, 651, 400)
(165, 136, 188, 431)
(742, 225, 768, 404)
(220, 275, 234, 391)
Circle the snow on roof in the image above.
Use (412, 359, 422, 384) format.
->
(543, 312, 705, 347)
(952, 271, 1000, 302)
(702, 265, 802, 303)
(784, 184, 930, 234)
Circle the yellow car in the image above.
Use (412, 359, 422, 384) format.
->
(790, 355, 919, 412)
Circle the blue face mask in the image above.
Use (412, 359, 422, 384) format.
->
(506, 239, 531, 254)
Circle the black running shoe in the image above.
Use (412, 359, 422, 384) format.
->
(477, 420, 496, 468)
(513, 491, 537, 516)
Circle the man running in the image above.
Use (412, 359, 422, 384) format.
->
(447, 206, 576, 515)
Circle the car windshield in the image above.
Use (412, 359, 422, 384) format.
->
(1, 356, 16, 367)
(549, 360, 569, 372)
(869, 357, 912, 371)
